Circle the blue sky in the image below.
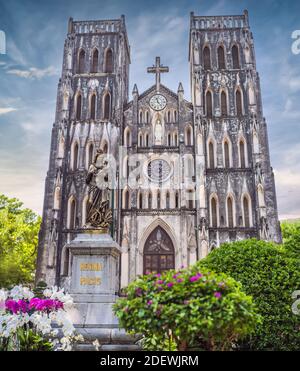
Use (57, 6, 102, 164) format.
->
(0, 0, 299, 219)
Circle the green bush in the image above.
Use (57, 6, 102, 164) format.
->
(198, 239, 300, 351)
(114, 268, 260, 351)
(281, 221, 300, 259)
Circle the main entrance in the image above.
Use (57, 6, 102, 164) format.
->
(143, 226, 175, 274)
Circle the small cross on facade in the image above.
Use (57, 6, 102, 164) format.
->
(147, 57, 169, 92)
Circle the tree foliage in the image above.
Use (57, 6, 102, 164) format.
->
(114, 267, 260, 351)
(198, 239, 300, 351)
(0, 194, 41, 288)
(281, 220, 300, 259)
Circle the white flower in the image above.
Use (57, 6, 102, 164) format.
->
(93, 339, 100, 351)
(10, 285, 34, 301)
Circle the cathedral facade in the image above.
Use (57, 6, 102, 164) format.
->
(36, 11, 282, 288)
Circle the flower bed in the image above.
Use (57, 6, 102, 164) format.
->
(0, 285, 82, 351)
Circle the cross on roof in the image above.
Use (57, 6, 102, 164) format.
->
(147, 57, 169, 93)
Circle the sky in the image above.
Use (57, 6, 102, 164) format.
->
(0, 0, 299, 219)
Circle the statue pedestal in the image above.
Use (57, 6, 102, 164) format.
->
(65, 233, 138, 350)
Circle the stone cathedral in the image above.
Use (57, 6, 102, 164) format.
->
(36, 11, 282, 289)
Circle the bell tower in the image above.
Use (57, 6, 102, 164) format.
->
(36, 16, 130, 286)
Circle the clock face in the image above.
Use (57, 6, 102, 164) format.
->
(149, 94, 167, 111)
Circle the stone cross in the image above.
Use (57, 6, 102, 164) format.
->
(147, 57, 169, 92)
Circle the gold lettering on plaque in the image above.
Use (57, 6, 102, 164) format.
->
(80, 277, 101, 286)
(80, 263, 102, 271)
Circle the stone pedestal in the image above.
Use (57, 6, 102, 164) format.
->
(64, 233, 139, 350)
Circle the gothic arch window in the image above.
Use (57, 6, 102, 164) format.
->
(90, 94, 96, 120)
(167, 110, 171, 123)
(58, 136, 65, 158)
(218, 45, 226, 69)
(242, 195, 251, 228)
(68, 197, 76, 229)
(220, 91, 228, 117)
(103, 93, 111, 120)
(82, 195, 89, 226)
(210, 196, 219, 228)
(102, 140, 108, 154)
(166, 192, 170, 209)
(139, 132, 143, 147)
(91, 49, 99, 73)
(167, 133, 171, 146)
(239, 139, 247, 168)
(206, 91, 213, 117)
(174, 132, 178, 146)
(139, 111, 143, 124)
(145, 133, 149, 147)
(224, 139, 231, 168)
(185, 155, 194, 179)
(175, 191, 179, 208)
(138, 192, 143, 209)
(236, 89, 243, 116)
(232, 45, 240, 69)
(174, 110, 177, 122)
(148, 192, 152, 209)
(187, 190, 195, 209)
(86, 142, 94, 169)
(157, 190, 161, 209)
(123, 189, 130, 209)
(76, 94, 82, 120)
(203, 46, 211, 70)
(227, 196, 235, 228)
(124, 127, 131, 147)
(185, 126, 193, 146)
(71, 142, 79, 170)
(143, 226, 175, 274)
(77, 49, 85, 74)
(104, 48, 113, 73)
(208, 140, 215, 169)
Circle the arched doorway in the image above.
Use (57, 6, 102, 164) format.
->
(143, 226, 175, 274)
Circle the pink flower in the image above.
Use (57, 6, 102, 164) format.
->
(214, 292, 222, 299)
(167, 282, 174, 288)
(155, 274, 161, 278)
(17, 300, 28, 313)
(184, 300, 190, 305)
(5, 300, 19, 314)
(156, 280, 164, 285)
(147, 300, 153, 306)
(177, 278, 183, 283)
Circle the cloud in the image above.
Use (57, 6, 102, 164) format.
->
(0, 107, 17, 115)
(6, 66, 59, 79)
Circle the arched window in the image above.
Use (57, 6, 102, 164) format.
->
(146, 111, 150, 124)
(78, 49, 85, 74)
(175, 192, 179, 208)
(125, 129, 131, 147)
(218, 46, 226, 69)
(139, 111, 143, 124)
(53, 187, 60, 210)
(239, 140, 246, 168)
(139, 192, 143, 209)
(221, 91, 227, 117)
(90, 94, 96, 120)
(104, 49, 113, 73)
(124, 190, 130, 209)
(227, 197, 234, 228)
(166, 192, 170, 209)
(157, 191, 161, 209)
(186, 126, 192, 146)
(208, 141, 215, 169)
(174, 110, 177, 122)
(188, 190, 194, 209)
(148, 192, 152, 209)
(211, 197, 218, 228)
(102, 141, 108, 154)
(236, 90, 243, 116)
(224, 140, 230, 168)
(72, 142, 79, 170)
(69, 198, 76, 229)
(139, 133, 143, 147)
(87, 143, 94, 168)
(167, 111, 171, 123)
(243, 196, 251, 228)
(203, 46, 211, 70)
(168, 133, 171, 146)
(91, 49, 99, 73)
(206, 91, 213, 117)
(76, 94, 82, 120)
(103, 93, 110, 120)
(232, 45, 240, 69)
(145, 133, 149, 147)
(174, 132, 178, 146)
